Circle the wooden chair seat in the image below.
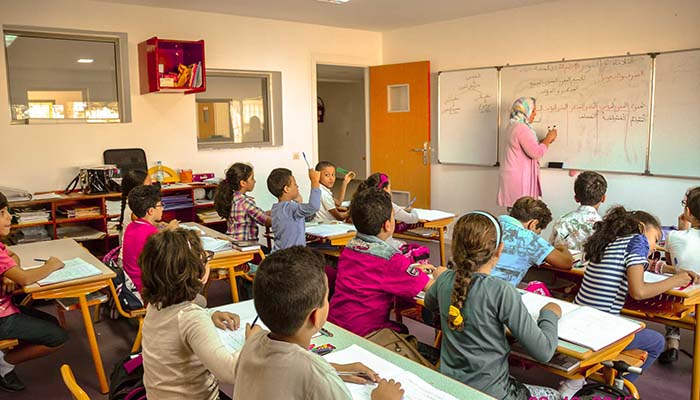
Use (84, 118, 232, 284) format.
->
(107, 282, 146, 353)
(616, 349, 648, 368)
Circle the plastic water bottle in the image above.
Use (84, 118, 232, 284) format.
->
(156, 161, 164, 183)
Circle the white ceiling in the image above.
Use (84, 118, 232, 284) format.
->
(94, 0, 559, 31)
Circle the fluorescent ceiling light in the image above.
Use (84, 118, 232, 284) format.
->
(316, 0, 350, 4)
(77, 58, 94, 63)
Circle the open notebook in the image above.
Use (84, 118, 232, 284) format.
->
(325, 345, 458, 400)
(22, 258, 103, 286)
(520, 291, 641, 351)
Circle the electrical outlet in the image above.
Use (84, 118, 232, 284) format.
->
(292, 152, 300, 160)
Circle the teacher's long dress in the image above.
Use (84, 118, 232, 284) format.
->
(497, 122, 548, 208)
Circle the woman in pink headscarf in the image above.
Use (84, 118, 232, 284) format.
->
(498, 97, 558, 209)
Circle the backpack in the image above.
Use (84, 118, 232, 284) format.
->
(103, 246, 144, 318)
(109, 353, 146, 400)
(574, 382, 629, 400)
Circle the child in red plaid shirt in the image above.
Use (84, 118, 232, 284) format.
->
(215, 163, 271, 242)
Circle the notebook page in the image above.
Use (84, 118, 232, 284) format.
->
(412, 209, 455, 222)
(325, 345, 458, 400)
(37, 258, 102, 286)
(558, 307, 641, 351)
(520, 291, 580, 320)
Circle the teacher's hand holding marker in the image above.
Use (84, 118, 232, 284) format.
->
(542, 125, 558, 147)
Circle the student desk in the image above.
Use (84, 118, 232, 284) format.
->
(541, 263, 700, 400)
(9, 239, 115, 394)
(394, 216, 455, 266)
(211, 300, 494, 399)
(184, 223, 264, 303)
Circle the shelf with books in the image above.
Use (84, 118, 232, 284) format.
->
(11, 220, 55, 229)
(138, 37, 206, 95)
(55, 216, 105, 224)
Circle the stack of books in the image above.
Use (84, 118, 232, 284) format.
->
(232, 240, 261, 252)
(161, 195, 193, 211)
(57, 205, 101, 219)
(106, 200, 122, 216)
(14, 208, 51, 224)
(14, 226, 51, 244)
(197, 209, 224, 223)
(56, 225, 106, 241)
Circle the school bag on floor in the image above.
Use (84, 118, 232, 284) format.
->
(103, 246, 144, 319)
(109, 353, 146, 400)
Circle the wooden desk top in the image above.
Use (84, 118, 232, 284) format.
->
(9, 239, 115, 294)
(212, 300, 494, 400)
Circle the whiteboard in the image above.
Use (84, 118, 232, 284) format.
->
(437, 67, 499, 165)
(650, 49, 700, 177)
(500, 55, 652, 173)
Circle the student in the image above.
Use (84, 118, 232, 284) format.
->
(562, 207, 698, 395)
(549, 171, 607, 251)
(659, 186, 700, 364)
(328, 188, 444, 337)
(314, 161, 355, 222)
(214, 163, 271, 242)
(116, 169, 151, 244)
(141, 229, 241, 400)
(493, 196, 573, 286)
(0, 192, 69, 392)
(424, 212, 562, 400)
(267, 168, 321, 251)
(356, 173, 419, 224)
(122, 185, 178, 293)
(234, 246, 403, 400)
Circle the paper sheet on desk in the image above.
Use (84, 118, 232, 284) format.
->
(305, 223, 356, 238)
(644, 271, 700, 291)
(325, 345, 458, 400)
(521, 291, 579, 320)
(215, 311, 320, 354)
(36, 258, 102, 286)
(412, 209, 455, 222)
(181, 224, 206, 235)
(200, 236, 232, 252)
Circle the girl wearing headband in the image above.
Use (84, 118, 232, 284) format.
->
(424, 211, 564, 400)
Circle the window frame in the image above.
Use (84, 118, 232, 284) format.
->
(3, 25, 132, 124)
(196, 68, 283, 150)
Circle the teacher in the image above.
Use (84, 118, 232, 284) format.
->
(497, 97, 557, 209)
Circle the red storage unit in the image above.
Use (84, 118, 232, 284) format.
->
(138, 37, 206, 94)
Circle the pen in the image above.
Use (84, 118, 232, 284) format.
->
(252, 315, 259, 326)
(302, 152, 311, 169)
(337, 372, 374, 381)
(406, 197, 417, 208)
(33, 258, 48, 262)
(320, 327, 333, 337)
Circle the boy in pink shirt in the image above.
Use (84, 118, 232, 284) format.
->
(328, 188, 445, 337)
(122, 184, 178, 293)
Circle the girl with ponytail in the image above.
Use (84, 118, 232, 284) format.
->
(424, 211, 563, 400)
(117, 170, 151, 244)
(213, 163, 271, 242)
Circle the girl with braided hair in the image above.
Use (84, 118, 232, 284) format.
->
(424, 211, 563, 400)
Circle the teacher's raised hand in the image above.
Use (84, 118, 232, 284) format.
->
(542, 127, 558, 146)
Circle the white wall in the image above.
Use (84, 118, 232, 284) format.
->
(317, 81, 367, 179)
(383, 0, 700, 235)
(0, 0, 381, 211)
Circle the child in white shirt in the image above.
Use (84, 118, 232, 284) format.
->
(314, 161, 355, 223)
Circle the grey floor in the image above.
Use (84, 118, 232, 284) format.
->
(1, 244, 694, 399)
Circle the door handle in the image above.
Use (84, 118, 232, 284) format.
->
(411, 142, 431, 165)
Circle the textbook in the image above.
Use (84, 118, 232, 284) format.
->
(520, 291, 641, 351)
(232, 240, 261, 252)
(510, 342, 580, 372)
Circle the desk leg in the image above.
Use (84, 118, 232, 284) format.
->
(229, 267, 240, 303)
(693, 304, 699, 400)
(79, 294, 109, 394)
(439, 227, 446, 267)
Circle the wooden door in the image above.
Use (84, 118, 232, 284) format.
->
(370, 61, 431, 208)
(197, 102, 215, 139)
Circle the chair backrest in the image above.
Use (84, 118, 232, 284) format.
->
(61, 364, 91, 400)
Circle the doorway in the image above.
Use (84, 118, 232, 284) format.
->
(315, 64, 368, 201)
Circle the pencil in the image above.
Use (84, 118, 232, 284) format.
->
(252, 315, 259, 326)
